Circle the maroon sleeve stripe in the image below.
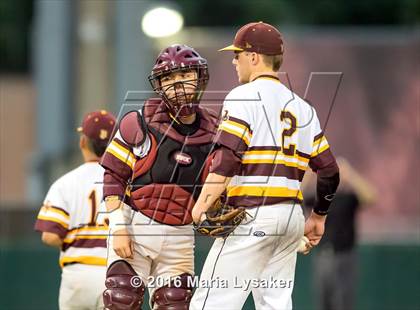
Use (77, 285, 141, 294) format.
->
(216, 130, 249, 154)
(113, 137, 132, 150)
(296, 150, 311, 159)
(309, 148, 336, 172)
(227, 116, 252, 133)
(313, 131, 324, 142)
(49, 206, 69, 216)
(101, 151, 133, 180)
(34, 219, 68, 239)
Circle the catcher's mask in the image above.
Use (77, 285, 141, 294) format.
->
(148, 44, 209, 119)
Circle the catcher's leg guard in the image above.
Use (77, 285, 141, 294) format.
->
(151, 273, 193, 310)
(103, 260, 145, 310)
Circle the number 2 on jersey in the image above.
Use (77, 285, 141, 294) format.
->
(280, 111, 297, 156)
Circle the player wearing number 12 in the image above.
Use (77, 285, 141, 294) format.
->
(191, 22, 340, 309)
(34, 110, 116, 310)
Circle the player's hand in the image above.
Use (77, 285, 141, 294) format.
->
(304, 212, 327, 248)
(113, 228, 134, 259)
(192, 205, 206, 225)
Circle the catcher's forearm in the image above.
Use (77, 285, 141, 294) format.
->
(195, 173, 231, 213)
(105, 196, 128, 231)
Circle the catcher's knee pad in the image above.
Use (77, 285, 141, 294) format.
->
(103, 260, 145, 310)
(151, 273, 193, 310)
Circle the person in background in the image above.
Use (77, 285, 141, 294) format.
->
(34, 110, 116, 310)
(302, 156, 377, 310)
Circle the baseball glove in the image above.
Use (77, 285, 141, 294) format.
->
(193, 199, 247, 238)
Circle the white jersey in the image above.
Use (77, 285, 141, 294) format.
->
(35, 162, 109, 268)
(217, 76, 333, 207)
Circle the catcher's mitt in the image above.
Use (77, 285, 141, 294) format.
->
(193, 200, 247, 238)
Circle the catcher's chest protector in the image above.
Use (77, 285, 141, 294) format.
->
(129, 110, 217, 226)
(132, 127, 213, 198)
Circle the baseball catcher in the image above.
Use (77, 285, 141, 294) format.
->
(101, 44, 219, 310)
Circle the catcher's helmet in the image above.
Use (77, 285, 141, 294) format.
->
(148, 44, 209, 118)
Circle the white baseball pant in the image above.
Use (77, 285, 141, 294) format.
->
(59, 264, 106, 310)
(190, 203, 305, 310)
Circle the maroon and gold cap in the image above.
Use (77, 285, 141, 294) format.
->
(77, 110, 116, 142)
(219, 21, 284, 55)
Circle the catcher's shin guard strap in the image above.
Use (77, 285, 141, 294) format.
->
(103, 260, 145, 310)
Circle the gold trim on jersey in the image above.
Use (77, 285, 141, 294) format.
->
(311, 136, 330, 157)
(242, 156, 308, 171)
(313, 135, 327, 147)
(227, 185, 303, 201)
(64, 227, 108, 241)
(40, 205, 70, 220)
(106, 140, 136, 169)
(59, 256, 107, 268)
(219, 120, 252, 145)
(243, 150, 310, 164)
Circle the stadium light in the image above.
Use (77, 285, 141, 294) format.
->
(141, 7, 184, 38)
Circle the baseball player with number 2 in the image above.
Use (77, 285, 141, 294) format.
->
(191, 22, 340, 309)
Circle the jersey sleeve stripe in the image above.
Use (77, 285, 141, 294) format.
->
(313, 135, 328, 148)
(226, 116, 252, 132)
(36, 215, 69, 229)
(309, 148, 336, 171)
(47, 205, 69, 216)
(34, 219, 68, 238)
(219, 122, 251, 145)
(216, 130, 249, 153)
(110, 140, 136, 161)
(296, 150, 311, 159)
(41, 205, 70, 220)
(38, 206, 70, 225)
(106, 141, 136, 169)
(311, 141, 330, 157)
(313, 131, 324, 142)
